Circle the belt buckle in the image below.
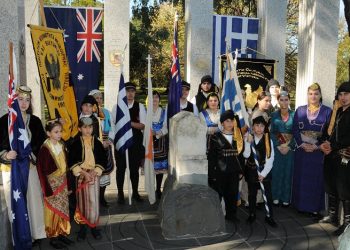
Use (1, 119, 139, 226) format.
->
(341, 157, 349, 166)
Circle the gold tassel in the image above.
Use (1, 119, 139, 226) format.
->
(233, 118, 243, 154)
(265, 133, 271, 159)
(327, 100, 340, 136)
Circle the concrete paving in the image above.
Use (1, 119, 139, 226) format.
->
(31, 173, 339, 250)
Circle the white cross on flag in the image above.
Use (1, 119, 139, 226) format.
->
(212, 15, 259, 85)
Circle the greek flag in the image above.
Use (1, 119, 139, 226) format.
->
(212, 15, 259, 85)
(220, 52, 249, 128)
(114, 73, 133, 153)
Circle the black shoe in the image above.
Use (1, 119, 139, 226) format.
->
(156, 190, 162, 199)
(333, 225, 347, 236)
(77, 225, 87, 242)
(58, 235, 75, 245)
(117, 192, 125, 204)
(100, 197, 109, 207)
(132, 193, 143, 202)
(246, 214, 256, 224)
(310, 212, 323, 220)
(265, 216, 278, 228)
(32, 239, 42, 247)
(91, 227, 102, 240)
(225, 214, 240, 223)
(282, 203, 290, 208)
(50, 238, 66, 249)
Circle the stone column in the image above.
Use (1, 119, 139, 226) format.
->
(24, 0, 43, 118)
(257, 0, 287, 86)
(104, 0, 130, 112)
(104, 0, 130, 192)
(185, 0, 213, 100)
(295, 0, 339, 108)
(0, 1, 22, 247)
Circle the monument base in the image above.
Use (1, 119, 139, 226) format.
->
(158, 175, 225, 239)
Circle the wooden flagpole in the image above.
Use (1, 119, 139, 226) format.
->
(38, 0, 47, 27)
(9, 42, 14, 79)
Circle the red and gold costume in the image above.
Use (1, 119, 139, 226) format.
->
(37, 139, 71, 238)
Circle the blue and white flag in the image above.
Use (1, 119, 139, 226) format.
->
(220, 52, 249, 128)
(8, 48, 32, 250)
(44, 6, 103, 108)
(212, 15, 259, 85)
(114, 74, 133, 153)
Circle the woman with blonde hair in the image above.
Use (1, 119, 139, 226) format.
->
(292, 83, 332, 216)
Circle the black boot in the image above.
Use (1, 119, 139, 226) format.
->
(100, 186, 109, 207)
(319, 194, 339, 226)
(77, 224, 87, 242)
(117, 190, 125, 204)
(334, 200, 350, 236)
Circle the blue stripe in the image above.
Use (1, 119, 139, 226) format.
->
(212, 15, 216, 82)
(220, 16, 227, 56)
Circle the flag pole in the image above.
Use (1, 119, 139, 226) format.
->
(9, 42, 14, 79)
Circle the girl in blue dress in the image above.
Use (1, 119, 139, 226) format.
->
(270, 91, 295, 207)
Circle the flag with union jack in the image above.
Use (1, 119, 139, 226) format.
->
(167, 13, 182, 121)
(44, 6, 103, 108)
(8, 46, 32, 250)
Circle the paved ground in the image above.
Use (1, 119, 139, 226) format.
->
(32, 187, 340, 250)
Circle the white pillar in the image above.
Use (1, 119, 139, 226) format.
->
(24, 0, 43, 118)
(296, 0, 339, 108)
(104, 0, 130, 112)
(257, 0, 287, 85)
(185, 0, 213, 99)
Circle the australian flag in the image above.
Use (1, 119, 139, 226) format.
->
(167, 13, 182, 121)
(8, 50, 32, 250)
(212, 15, 259, 85)
(44, 6, 103, 108)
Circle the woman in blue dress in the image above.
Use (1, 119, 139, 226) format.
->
(270, 91, 295, 207)
(292, 83, 332, 215)
(151, 91, 168, 199)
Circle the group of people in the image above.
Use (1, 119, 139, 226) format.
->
(1, 74, 350, 249)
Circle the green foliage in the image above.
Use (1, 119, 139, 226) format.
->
(130, 1, 185, 88)
(337, 18, 350, 86)
(44, 0, 103, 6)
(214, 0, 257, 16)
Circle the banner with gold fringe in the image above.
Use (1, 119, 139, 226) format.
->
(29, 24, 78, 140)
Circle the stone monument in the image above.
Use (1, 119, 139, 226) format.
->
(184, 0, 213, 100)
(257, 0, 287, 85)
(296, 0, 339, 108)
(159, 112, 225, 239)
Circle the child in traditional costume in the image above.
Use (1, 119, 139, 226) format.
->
(207, 110, 244, 223)
(69, 117, 106, 241)
(37, 121, 74, 249)
(243, 113, 277, 227)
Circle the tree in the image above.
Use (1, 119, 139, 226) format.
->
(342, 0, 350, 79)
(214, 0, 257, 16)
(337, 18, 350, 85)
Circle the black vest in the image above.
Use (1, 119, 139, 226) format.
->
(129, 101, 143, 146)
(195, 92, 207, 113)
(182, 102, 194, 113)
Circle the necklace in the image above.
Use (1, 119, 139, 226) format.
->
(307, 104, 322, 122)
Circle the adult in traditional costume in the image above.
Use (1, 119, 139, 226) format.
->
(270, 91, 295, 206)
(191, 75, 218, 112)
(292, 83, 332, 215)
(89, 89, 114, 207)
(320, 81, 350, 235)
(69, 117, 106, 241)
(207, 110, 244, 223)
(109, 82, 146, 204)
(37, 121, 73, 249)
(243, 113, 277, 227)
(180, 81, 199, 116)
(150, 91, 168, 199)
(0, 86, 46, 242)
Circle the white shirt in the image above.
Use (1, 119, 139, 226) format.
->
(243, 135, 275, 178)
